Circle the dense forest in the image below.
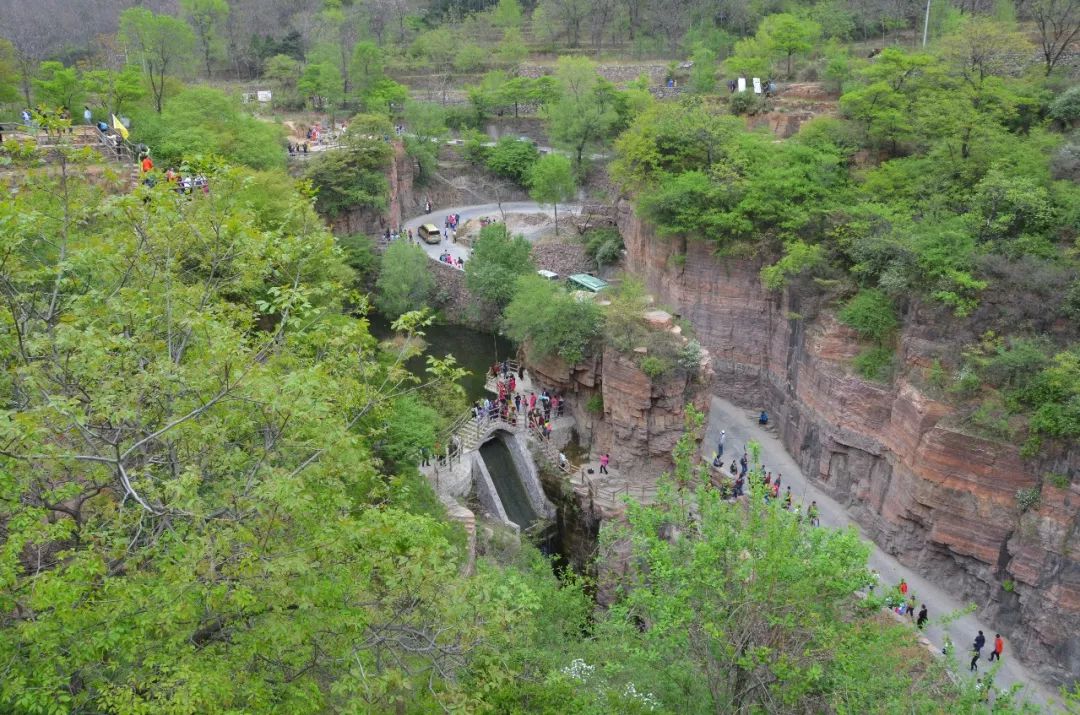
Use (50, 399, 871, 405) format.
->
(1, 0, 1079, 711)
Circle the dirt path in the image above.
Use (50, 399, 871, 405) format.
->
(702, 395, 1061, 711)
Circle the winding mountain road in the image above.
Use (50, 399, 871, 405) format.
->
(401, 202, 582, 265)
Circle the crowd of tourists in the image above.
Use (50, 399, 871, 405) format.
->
(473, 361, 565, 440)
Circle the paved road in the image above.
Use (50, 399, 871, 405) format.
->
(401, 202, 581, 265)
(702, 396, 1060, 711)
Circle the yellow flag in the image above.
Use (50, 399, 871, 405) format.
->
(111, 114, 129, 140)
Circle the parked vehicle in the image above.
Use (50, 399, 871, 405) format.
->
(418, 223, 441, 244)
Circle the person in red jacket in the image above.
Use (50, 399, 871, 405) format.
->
(141, 155, 153, 173)
(899, 579, 908, 596)
(988, 634, 1004, 662)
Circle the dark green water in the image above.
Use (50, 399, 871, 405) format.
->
(367, 313, 516, 401)
(479, 437, 539, 530)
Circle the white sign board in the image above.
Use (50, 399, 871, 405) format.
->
(737, 77, 746, 92)
(256, 90, 272, 103)
(752, 77, 762, 94)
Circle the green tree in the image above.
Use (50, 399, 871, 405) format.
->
(592, 413, 961, 713)
(375, 241, 434, 318)
(689, 44, 717, 94)
(119, 7, 196, 112)
(504, 274, 601, 364)
(760, 13, 821, 78)
(362, 78, 409, 116)
(838, 289, 898, 343)
(350, 40, 385, 98)
(529, 153, 576, 236)
(464, 223, 535, 308)
(263, 54, 302, 107)
(454, 44, 488, 73)
(31, 61, 82, 111)
(132, 86, 285, 170)
(0, 39, 21, 105)
(402, 101, 447, 182)
(82, 66, 146, 118)
(497, 28, 529, 68)
(315, 0, 363, 97)
(298, 61, 344, 112)
(545, 56, 619, 170)
(0, 161, 506, 713)
(490, 0, 524, 28)
(485, 136, 540, 185)
(304, 123, 392, 218)
(181, 0, 230, 78)
(1049, 85, 1080, 128)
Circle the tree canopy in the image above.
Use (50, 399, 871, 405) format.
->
(464, 223, 535, 309)
(132, 86, 285, 170)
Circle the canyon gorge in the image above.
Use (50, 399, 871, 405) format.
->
(612, 202, 1080, 685)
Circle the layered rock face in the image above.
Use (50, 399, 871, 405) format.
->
(528, 347, 711, 482)
(618, 202, 1080, 685)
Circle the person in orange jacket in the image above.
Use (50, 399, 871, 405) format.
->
(988, 634, 1004, 662)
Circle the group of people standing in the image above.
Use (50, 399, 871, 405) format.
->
(480, 361, 564, 440)
(438, 251, 464, 268)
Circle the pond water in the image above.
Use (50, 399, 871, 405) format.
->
(367, 313, 516, 402)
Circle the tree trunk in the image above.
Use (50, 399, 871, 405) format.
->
(554, 203, 559, 236)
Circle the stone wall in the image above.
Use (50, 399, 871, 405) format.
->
(617, 201, 1080, 684)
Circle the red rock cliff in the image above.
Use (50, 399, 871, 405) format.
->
(618, 200, 1080, 685)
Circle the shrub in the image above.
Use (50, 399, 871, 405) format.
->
(677, 340, 703, 371)
(761, 241, 825, 290)
(337, 233, 381, 283)
(639, 356, 669, 378)
(729, 92, 765, 115)
(586, 394, 604, 413)
(1048, 86, 1080, 127)
(485, 136, 540, 185)
(583, 227, 624, 270)
(1046, 473, 1070, 489)
(853, 346, 894, 382)
(967, 396, 1014, 441)
(454, 43, 488, 73)
(980, 338, 1051, 391)
(1015, 487, 1041, 512)
(949, 366, 983, 399)
(838, 289, 898, 344)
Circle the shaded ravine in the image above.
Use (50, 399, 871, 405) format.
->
(479, 437, 539, 531)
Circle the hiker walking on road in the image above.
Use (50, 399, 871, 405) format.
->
(808, 500, 820, 526)
(917, 604, 928, 629)
(599, 453, 610, 474)
(717, 430, 726, 457)
(988, 634, 1004, 662)
(971, 630, 986, 671)
(899, 579, 908, 597)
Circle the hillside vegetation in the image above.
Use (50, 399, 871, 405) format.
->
(1, 0, 1079, 710)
